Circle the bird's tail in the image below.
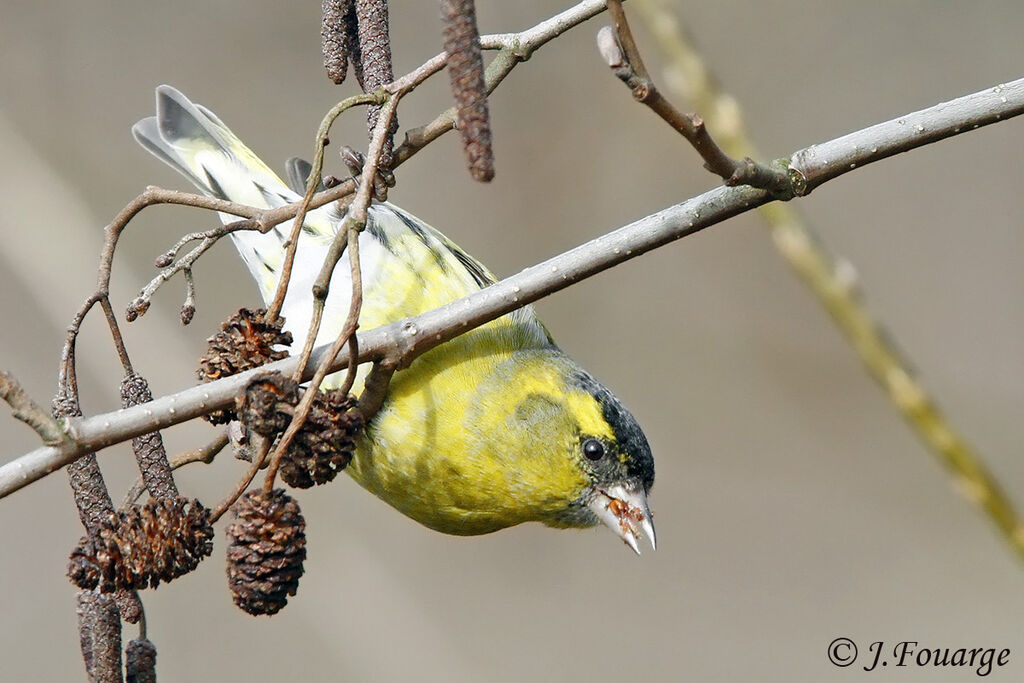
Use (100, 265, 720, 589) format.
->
(132, 85, 336, 299)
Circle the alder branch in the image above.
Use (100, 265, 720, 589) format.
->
(3, 76, 1023, 500)
(0, 371, 72, 447)
(632, 0, 1024, 559)
(597, 2, 789, 195)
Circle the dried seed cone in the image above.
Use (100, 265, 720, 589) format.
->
(197, 308, 293, 424)
(280, 389, 364, 488)
(237, 372, 300, 436)
(68, 497, 214, 592)
(226, 489, 307, 616)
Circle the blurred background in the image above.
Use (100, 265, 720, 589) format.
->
(2, 1, 1023, 681)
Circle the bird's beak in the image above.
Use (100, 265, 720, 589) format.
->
(588, 482, 656, 554)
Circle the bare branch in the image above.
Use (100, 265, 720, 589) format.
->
(0, 371, 70, 447)
(632, 0, 1024, 560)
(392, 0, 609, 167)
(265, 91, 401, 491)
(5, 75, 1024, 501)
(598, 3, 790, 194)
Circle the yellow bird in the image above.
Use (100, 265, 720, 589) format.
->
(133, 86, 655, 552)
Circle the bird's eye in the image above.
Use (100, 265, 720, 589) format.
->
(582, 438, 605, 461)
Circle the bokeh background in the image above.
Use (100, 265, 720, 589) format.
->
(2, 2, 1023, 681)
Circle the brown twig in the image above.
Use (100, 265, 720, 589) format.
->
(264, 213, 366, 492)
(263, 89, 403, 492)
(58, 186, 267, 399)
(127, 221, 256, 322)
(264, 92, 380, 324)
(10, 75, 1024, 500)
(99, 297, 134, 375)
(598, 2, 791, 196)
(155, 220, 262, 269)
(275, 55, 450, 387)
(180, 268, 197, 325)
(633, 0, 1024, 560)
(210, 436, 270, 524)
(441, 0, 495, 182)
(123, 432, 229, 507)
(356, 361, 396, 419)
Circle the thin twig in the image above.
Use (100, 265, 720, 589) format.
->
(0, 371, 71, 447)
(266, 177, 371, 490)
(264, 86, 407, 491)
(336, 335, 360, 397)
(210, 437, 270, 524)
(264, 92, 380, 324)
(128, 225, 252, 322)
(633, 0, 1024, 560)
(181, 268, 197, 325)
(356, 361, 396, 419)
(277, 56, 447, 389)
(599, 1, 790, 195)
(123, 432, 229, 507)
(99, 297, 134, 375)
(155, 219, 261, 268)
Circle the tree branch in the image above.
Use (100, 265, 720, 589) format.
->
(3, 76, 1023, 500)
(0, 371, 71, 447)
(632, 0, 1024, 560)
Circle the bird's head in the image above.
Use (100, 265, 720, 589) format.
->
(468, 350, 656, 553)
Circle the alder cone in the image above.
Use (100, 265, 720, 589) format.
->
(68, 497, 214, 592)
(280, 389, 364, 488)
(237, 372, 300, 436)
(225, 489, 307, 616)
(197, 308, 293, 424)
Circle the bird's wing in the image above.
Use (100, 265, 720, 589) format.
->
(132, 85, 553, 378)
